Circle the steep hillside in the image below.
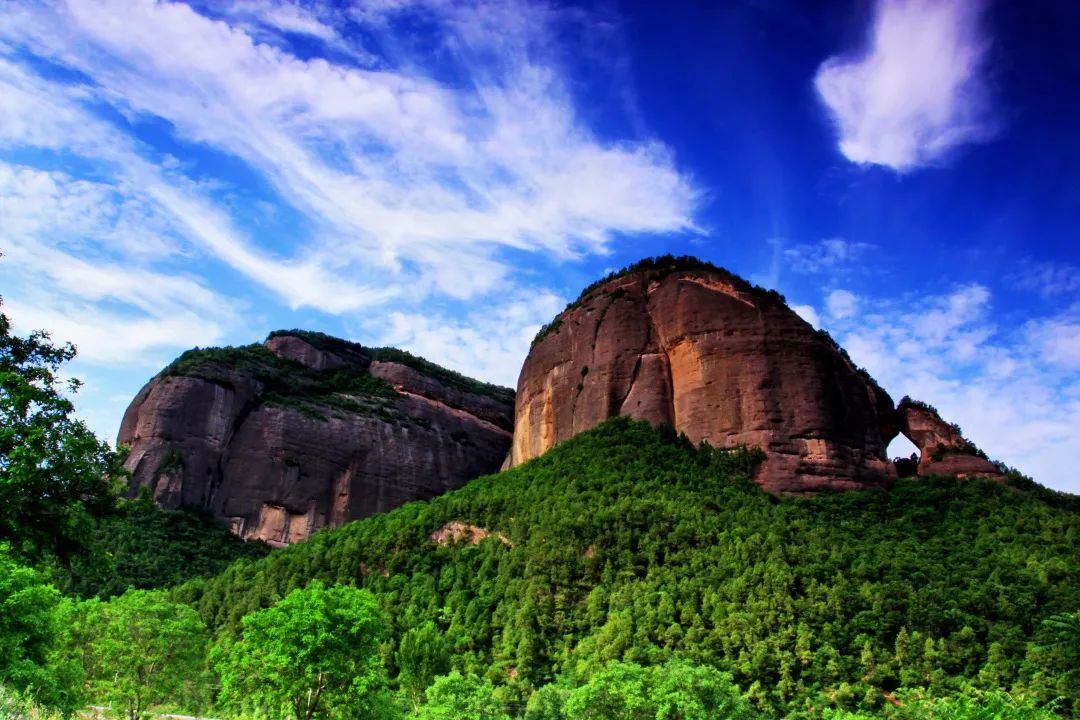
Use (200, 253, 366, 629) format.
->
(174, 418, 1080, 717)
(119, 330, 513, 545)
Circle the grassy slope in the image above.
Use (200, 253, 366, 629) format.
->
(172, 418, 1080, 717)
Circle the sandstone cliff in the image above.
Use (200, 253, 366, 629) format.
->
(895, 398, 1002, 478)
(119, 331, 513, 545)
(512, 256, 1000, 493)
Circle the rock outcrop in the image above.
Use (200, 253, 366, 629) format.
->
(512, 257, 1001, 493)
(895, 398, 1002, 478)
(119, 331, 514, 545)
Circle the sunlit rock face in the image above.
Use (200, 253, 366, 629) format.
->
(118, 333, 513, 546)
(512, 260, 1001, 493)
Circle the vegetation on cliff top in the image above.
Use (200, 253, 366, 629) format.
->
(532, 255, 788, 347)
(162, 342, 401, 420)
(371, 346, 515, 404)
(162, 331, 513, 409)
(172, 417, 1080, 718)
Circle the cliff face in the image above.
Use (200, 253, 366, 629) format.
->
(512, 260, 1000, 493)
(119, 332, 513, 545)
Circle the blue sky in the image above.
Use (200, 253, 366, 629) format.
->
(1, 0, 1078, 491)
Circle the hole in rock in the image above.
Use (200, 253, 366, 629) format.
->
(888, 434, 920, 478)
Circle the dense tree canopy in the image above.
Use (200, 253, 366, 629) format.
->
(213, 581, 391, 720)
(0, 299, 124, 562)
(66, 589, 209, 720)
(174, 418, 1080, 718)
(0, 545, 82, 713)
(55, 493, 271, 599)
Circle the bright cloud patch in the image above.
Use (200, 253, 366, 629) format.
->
(816, 286, 1080, 493)
(825, 289, 858, 319)
(0, 0, 695, 339)
(814, 0, 996, 171)
(783, 237, 875, 274)
(374, 292, 568, 389)
(0, 0, 698, 441)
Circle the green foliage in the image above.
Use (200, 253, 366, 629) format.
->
(266, 329, 370, 363)
(1026, 612, 1080, 711)
(162, 342, 400, 421)
(561, 658, 759, 719)
(66, 589, 209, 719)
(0, 300, 124, 562)
(174, 417, 1080, 717)
(532, 255, 787, 347)
(161, 332, 514, 420)
(212, 581, 390, 720)
(397, 621, 452, 707)
(53, 492, 271, 599)
(0, 684, 68, 720)
(371, 347, 514, 404)
(896, 396, 938, 415)
(0, 546, 82, 713)
(824, 689, 1060, 719)
(411, 672, 510, 720)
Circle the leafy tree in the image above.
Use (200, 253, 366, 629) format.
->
(397, 621, 452, 707)
(0, 545, 82, 713)
(562, 659, 758, 720)
(175, 418, 1080, 718)
(213, 581, 390, 720)
(54, 491, 271, 599)
(823, 689, 1059, 720)
(0, 298, 124, 562)
(412, 672, 510, 720)
(69, 589, 209, 719)
(1026, 611, 1080, 714)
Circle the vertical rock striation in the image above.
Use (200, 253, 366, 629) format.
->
(119, 332, 513, 545)
(512, 258, 1001, 493)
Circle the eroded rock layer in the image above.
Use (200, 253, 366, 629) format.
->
(119, 332, 513, 545)
(512, 260, 1001, 493)
(895, 400, 1002, 478)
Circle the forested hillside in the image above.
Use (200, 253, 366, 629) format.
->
(173, 417, 1080, 718)
(54, 494, 271, 599)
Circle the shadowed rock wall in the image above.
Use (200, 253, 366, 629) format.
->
(119, 333, 513, 545)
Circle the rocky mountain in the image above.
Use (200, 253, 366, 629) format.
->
(512, 256, 1000, 493)
(118, 331, 514, 546)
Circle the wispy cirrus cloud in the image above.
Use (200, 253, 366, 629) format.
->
(814, 0, 997, 172)
(2, 0, 696, 293)
(0, 0, 697, 389)
(781, 237, 875, 274)
(1010, 258, 1080, 299)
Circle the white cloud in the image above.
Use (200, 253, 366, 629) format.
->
(820, 285, 1080, 493)
(791, 304, 821, 329)
(826, 289, 859, 319)
(0, 161, 236, 363)
(372, 292, 567, 389)
(1010, 258, 1080, 299)
(0, 0, 697, 307)
(1026, 314, 1080, 371)
(782, 237, 875, 274)
(814, 0, 996, 171)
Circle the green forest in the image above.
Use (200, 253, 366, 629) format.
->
(2, 300, 1079, 720)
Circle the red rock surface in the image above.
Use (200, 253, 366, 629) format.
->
(119, 334, 513, 545)
(512, 268, 898, 493)
(896, 401, 1003, 479)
